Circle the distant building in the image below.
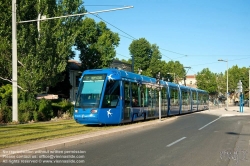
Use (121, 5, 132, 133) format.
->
(68, 60, 82, 103)
(178, 75, 197, 88)
(109, 59, 132, 72)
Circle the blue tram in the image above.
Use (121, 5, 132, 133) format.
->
(74, 69, 209, 125)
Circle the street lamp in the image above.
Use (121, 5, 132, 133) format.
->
(12, 0, 133, 122)
(218, 59, 228, 111)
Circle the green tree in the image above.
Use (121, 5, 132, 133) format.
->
(75, 18, 120, 71)
(0, 0, 86, 95)
(196, 68, 218, 95)
(145, 44, 162, 77)
(227, 65, 248, 93)
(163, 61, 185, 83)
(129, 38, 152, 72)
(217, 65, 248, 95)
(216, 72, 224, 94)
(0, 1, 12, 84)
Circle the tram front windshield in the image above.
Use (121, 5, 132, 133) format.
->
(75, 74, 106, 108)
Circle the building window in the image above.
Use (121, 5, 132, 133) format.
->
(190, 81, 192, 85)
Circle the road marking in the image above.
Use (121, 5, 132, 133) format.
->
(166, 137, 186, 147)
(198, 116, 222, 130)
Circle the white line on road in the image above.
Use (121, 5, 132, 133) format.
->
(198, 116, 222, 130)
(166, 137, 186, 147)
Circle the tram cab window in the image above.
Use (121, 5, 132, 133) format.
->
(102, 80, 120, 108)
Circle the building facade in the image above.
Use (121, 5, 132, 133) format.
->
(178, 75, 197, 88)
(68, 60, 82, 103)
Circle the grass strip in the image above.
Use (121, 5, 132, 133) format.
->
(0, 122, 83, 139)
(0, 119, 116, 149)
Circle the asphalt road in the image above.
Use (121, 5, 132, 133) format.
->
(1, 113, 250, 166)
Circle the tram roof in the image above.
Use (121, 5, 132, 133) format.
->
(83, 68, 157, 84)
(83, 68, 208, 93)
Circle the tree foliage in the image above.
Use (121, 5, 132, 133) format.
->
(0, 0, 86, 95)
(144, 44, 162, 77)
(164, 61, 185, 83)
(75, 18, 120, 71)
(129, 38, 152, 72)
(227, 65, 248, 93)
(0, 1, 12, 83)
(128, 38, 186, 81)
(196, 68, 218, 94)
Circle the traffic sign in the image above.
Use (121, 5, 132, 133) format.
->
(237, 80, 243, 93)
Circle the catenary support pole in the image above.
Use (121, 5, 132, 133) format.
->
(12, 0, 18, 122)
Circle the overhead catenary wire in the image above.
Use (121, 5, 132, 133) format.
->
(84, 5, 249, 73)
(93, 14, 137, 40)
(190, 57, 250, 67)
(116, 53, 130, 59)
(89, 13, 188, 60)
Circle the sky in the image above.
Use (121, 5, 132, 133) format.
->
(74, 0, 250, 75)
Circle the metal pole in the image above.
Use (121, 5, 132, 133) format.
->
(159, 89, 161, 121)
(132, 55, 134, 72)
(12, 0, 18, 122)
(249, 67, 250, 107)
(226, 61, 228, 111)
(11, 4, 133, 122)
(218, 59, 228, 111)
(18, 6, 134, 23)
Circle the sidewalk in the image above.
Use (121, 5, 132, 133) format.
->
(202, 105, 250, 117)
(1, 106, 250, 159)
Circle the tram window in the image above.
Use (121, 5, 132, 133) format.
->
(145, 85, 152, 108)
(198, 93, 202, 104)
(124, 81, 131, 107)
(204, 94, 209, 104)
(155, 89, 159, 107)
(141, 84, 148, 107)
(131, 82, 141, 107)
(102, 80, 120, 108)
(192, 91, 197, 104)
(170, 88, 179, 105)
(182, 90, 190, 105)
(161, 88, 168, 111)
(148, 87, 157, 109)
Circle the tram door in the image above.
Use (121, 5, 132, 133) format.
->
(131, 82, 144, 117)
(122, 81, 145, 121)
(122, 81, 131, 121)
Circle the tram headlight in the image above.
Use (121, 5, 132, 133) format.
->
(74, 109, 78, 113)
(91, 109, 98, 114)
